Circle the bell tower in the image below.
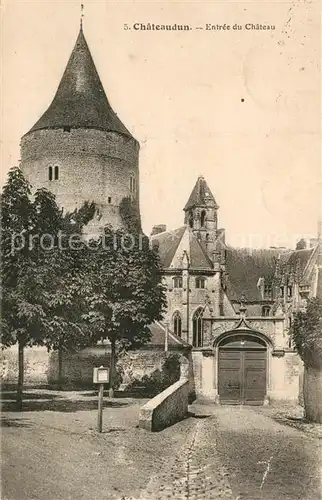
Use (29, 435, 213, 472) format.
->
(183, 176, 219, 251)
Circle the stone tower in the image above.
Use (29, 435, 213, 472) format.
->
(183, 176, 218, 252)
(20, 26, 140, 235)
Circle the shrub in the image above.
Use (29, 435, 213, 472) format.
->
(291, 297, 322, 369)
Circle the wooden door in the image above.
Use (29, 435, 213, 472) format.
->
(218, 347, 267, 405)
(243, 351, 267, 404)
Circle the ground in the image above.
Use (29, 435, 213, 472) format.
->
(1, 390, 321, 500)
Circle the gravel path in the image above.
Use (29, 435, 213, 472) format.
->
(2, 391, 321, 500)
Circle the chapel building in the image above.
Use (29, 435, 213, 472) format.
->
(151, 176, 322, 404)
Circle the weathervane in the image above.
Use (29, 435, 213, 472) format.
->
(80, 3, 84, 29)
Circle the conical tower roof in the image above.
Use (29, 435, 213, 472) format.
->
(184, 176, 218, 211)
(25, 27, 134, 138)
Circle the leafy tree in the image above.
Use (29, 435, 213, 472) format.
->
(1, 167, 95, 406)
(83, 226, 167, 397)
(119, 196, 141, 233)
(291, 297, 322, 369)
(291, 297, 322, 422)
(2, 167, 39, 408)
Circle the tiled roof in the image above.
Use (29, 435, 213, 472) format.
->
(151, 226, 213, 270)
(189, 232, 213, 269)
(148, 322, 189, 347)
(274, 248, 314, 285)
(225, 247, 282, 301)
(151, 226, 186, 268)
(25, 28, 133, 138)
(184, 176, 218, 211)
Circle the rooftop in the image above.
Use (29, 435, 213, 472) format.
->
(25, 27, 134, 139)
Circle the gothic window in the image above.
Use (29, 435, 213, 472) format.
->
(264, 283, 272, 299)
(262, 306, 270, 317)
(195, 277, 206, 289)
(173, 276, 183, 288)
(48, 166, 53, 181)
(192, 307, 203, 347)
(108, 197, 112, 204)
(54, 166, 59, 180)
(287, 286, 293, 298)
(173, 311, 182, 337)
(280, 286, 285, 298)
(200, 210, 206, 228)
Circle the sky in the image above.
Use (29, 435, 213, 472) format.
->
(1, 0, 321, 248)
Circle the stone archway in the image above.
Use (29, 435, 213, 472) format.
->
(216, 332, 269, 405)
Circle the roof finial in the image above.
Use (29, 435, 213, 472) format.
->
(80, 3, 84, 30)
(239, 295, 247, 318)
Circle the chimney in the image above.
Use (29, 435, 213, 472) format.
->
(151, 224, 167, 236)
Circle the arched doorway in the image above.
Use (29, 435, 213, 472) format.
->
(218, 334, 267, 405)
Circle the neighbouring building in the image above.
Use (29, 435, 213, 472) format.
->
(151, 176, 322, 404)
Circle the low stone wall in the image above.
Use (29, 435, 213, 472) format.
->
(303, 365, 322, 423)
(139, 357, 190, 431)
(1, 345, 184, 393)
(139, 378, 189, 432)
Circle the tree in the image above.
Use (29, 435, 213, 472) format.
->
(1, 167, 95, 406)
(83, 226, 167, 397)
(291, 297, 322, 422)
(2, 167, 39, 408)
(32, 191, 96, 388)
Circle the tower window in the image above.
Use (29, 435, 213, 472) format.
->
(200, 210, 206, 228)
(262, 306, 270, 317)
(130, 175, 136, 194)
(287, 286, 293, 298)
(108, 197, 112, 204)
(48, 166, 53, 181)
(173, 276, 183, 289)
(189, 211, 193, 228)
(195, 277, 206, 289)
(173, 311, 182, 337)
(280, 286, 285, 298)
(193, 308, 203, 347)
(54, 166, 59, 180)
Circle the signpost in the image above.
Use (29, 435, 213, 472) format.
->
(93, 366, 109, 433)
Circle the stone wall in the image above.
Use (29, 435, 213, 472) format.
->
(20, 128, 140, 233)
(139, 377, 189, 431)
(1, 346, 50, 386)
(269, 351, 303, 403)
(303, 365, 322, 423)
(117, 350, 181, 395)
(163, 273, 219, 344)
(1, 345, 183, 393)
